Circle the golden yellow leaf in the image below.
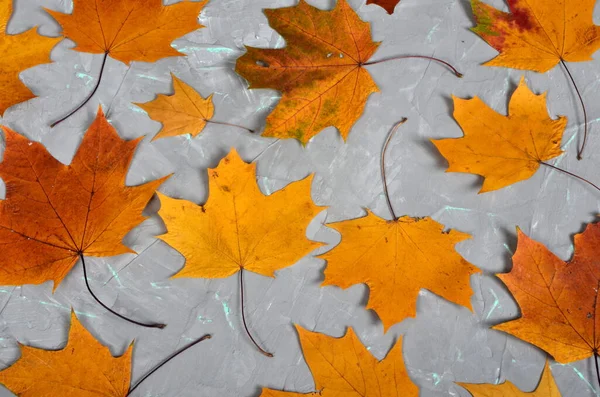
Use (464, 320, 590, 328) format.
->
(459, 360, 561, 397)
(0, 0, 61, 115)
(235, 0, 380, 143)
(135, 73, 214, 141)
(46, 0, 206, 65)
(321, 211, 477, 331)
(157, 150, 323, 278)
(261, 326, 418, 396)
(432, 77, 565, 193)
(470, 0, 600, 72)
(0, 108, 167, 289)
(0, 312, 131, 396)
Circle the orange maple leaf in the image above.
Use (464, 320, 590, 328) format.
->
(135, 73, 214, 141)
(432, 77, 565, 192)
(459, 360, 561, 397)
(235, 0, 380, 144)
(321, 212, 477, 331)
(260, 325, 418, 396)
(46, 0, 207, 65)
(470, 0, 600, 73)
(494, 223, 600, 363)
(0, 0, 61, 115)
(367, 0, 400, 14)
(0, 312, 132, 396)
(0, 108, 167, 289)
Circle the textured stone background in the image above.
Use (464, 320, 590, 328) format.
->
(1, 0, 600, 395)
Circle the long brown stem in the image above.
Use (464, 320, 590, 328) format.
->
(51, 51, 109, 128)
(381, 118, 408, 221)
(559, 60, 588, 160)
(126, 334, 211, 396)
(206, 119, 254, 133)
(79, 254, 166, 329)
(364, 55, 463, 78)
(239, 267, 273, 357)
(539, 161, 600, 192)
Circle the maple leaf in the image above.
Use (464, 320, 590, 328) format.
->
(46, 0, 207, 65)
(367, 0, 400, 14)
(321, 212, 477, 331)
(0, 0, 61, 115)
(431, 77, 566, 193)
(0, 311, 132, 396)
(470, 0, 600, 73)
(260, 325, 418, 396)
(0, 108, 167, 289)
(493, 224, 600, 363)
(234, 0, 380, 144)
(458, 360, 561, 397)
(135, 73, 214, 141)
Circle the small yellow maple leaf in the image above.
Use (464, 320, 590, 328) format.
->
(0, 312, 131, 396)
(459, 360, 561, 397)
(135, 73, 214, 141)
(260, 326, 419, 396)
(432, 77, 565, 193)
(0, 0, 61, 115)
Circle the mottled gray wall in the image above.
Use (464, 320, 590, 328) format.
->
(0, 0, 599, 396)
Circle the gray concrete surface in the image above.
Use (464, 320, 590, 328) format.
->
(1, 0, 600, 395)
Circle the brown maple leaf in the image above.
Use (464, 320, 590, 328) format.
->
(0, 108, 167, 289)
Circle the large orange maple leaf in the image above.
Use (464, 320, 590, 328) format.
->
(0, 108, 167, 289)
(494, 224, 600, 363)
(235, 0, 380, 144)
(0, 0, 61, 115)
(470, 0, 600, 73)
(260, 325, 418, 396)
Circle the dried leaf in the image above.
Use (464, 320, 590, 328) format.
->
(0, 0, 61, 115)
(135, 73, 214, 141)
(0, 108, 167, 289)
(367, 0, 400, 14)
(260, 326, 418, 396)
(432, 77, 565, 192)
(235, 0, 380, 143)
(321, 211, 477, 331)
(0, 312, 131, 396)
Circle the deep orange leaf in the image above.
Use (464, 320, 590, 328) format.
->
(260, 325, 418, 396)
(321, 211, 478, 331)
(235, 0, 380, 144)
(367, 0, 400, 14)
(0, 108, 167, 289)
(46, 0, 207, 65)
(494, 224, 600, 363)
(0, 0, 61, 115)
(432, 77, 565, 192)
(470, 0, 600, 72)
(0, 312, 131, 396)
(459, 360, 561, 396)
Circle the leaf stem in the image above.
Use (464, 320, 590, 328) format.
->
(239, 267, 273, 357)
(539, 161, 600, 192)
(364, 55, 463, 78)
(559, 59, 588, 160)
(381, 118, 408, 221)
(595, 351, 600, 393)
(205, 119, 254, 133)
(126, 334, 212, 396)
(79, 253, 166, 329)
(51, 51, 109, 128)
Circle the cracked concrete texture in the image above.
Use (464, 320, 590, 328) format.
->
(0, 0, 600, 395)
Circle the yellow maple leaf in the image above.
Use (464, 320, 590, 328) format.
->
(431, 77, 565, 193)
(321, 212, 477, 331)
(135, 73, 214, 141)
(260, 326, 419, 396)
(235, 0, 380, 144)
(459, 360, 561, 397)
(0, 312, 131, 396)
(0, 0, 61, 115)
